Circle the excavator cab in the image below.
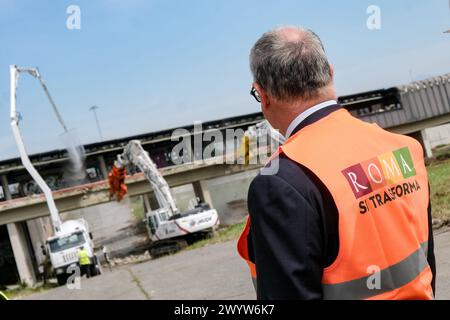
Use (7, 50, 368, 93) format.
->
(145, 208, 170, 236)
(147, 214, 158, 235)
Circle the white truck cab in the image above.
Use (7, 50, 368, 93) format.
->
(46, 219, 101, 285)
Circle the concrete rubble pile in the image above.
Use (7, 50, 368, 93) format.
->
(107, 250, 152, 267)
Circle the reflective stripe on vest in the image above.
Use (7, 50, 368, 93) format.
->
(238, 109, 433, 300)
(322, 242, 429, 300)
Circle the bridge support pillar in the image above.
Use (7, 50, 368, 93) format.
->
(7, 222, 36, 287)
(142, 193, 159, 213)
(98, 155, 108, 179)
(1, 174, 12, 200)
(192, 180, 213, 207)
(2, 174, 37, 287)
(420, 129, 433, 159)
(142, 194, 152, 212)
(410, 130, 433, 158)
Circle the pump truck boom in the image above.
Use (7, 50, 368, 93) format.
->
(10, 65, 101, 285)
(109, 140, 220, 257)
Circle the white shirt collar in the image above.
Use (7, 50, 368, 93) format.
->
(285, 100, 337, 138)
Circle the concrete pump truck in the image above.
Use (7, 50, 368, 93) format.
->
(10, 65, 101, 285)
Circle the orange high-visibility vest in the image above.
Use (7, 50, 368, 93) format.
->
(238, 109, 433, 300)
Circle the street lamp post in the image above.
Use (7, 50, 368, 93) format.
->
(89, 105, 104, 141)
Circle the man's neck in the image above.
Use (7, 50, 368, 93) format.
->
(278, 91, 337, 135)
(284, 99, 337, 138)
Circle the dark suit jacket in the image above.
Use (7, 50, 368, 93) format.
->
(247, 105, 436, 300)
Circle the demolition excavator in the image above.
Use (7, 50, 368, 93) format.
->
(109, 140, 220, 257)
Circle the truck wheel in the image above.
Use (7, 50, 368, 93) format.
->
(90, 257, 102, 276)
(90, 264, 96, 276)
(56, 274, 68, 286)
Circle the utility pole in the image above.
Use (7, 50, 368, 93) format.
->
(445, 1, 450, 33)
(409, 70, 414, 82)
(89, 105, 104, 141)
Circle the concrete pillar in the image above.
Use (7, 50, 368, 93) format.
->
(7, 223, 36, 287)
(192, 180, 213, 206)
(149, 193, 159, 210)
(26, 219, 48, 267)
(1, 174, 12, 200)
(420, 129, 433, 158)
(142, 194, 152, 212)
(409, 130, 433, 159)
(2, 174, 37, 286)
(98, 155, 108, 179)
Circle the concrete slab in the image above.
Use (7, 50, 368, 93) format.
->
(21, 229, 450, 300)
(130, 240, 255, 300)
(434, 228, 450, 300)
(21, 240, 254, 300)
(23, 269, 147, 300)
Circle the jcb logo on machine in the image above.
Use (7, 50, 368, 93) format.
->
(165, 229, 176, 235)
(198, 217, 212, 224)
(341, 147, 421, 213)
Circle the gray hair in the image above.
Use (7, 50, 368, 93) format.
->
(250, 26, 332, 101)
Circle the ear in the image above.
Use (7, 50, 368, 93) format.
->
(253, 82, 270, 109)
(329, 64, 334, 80)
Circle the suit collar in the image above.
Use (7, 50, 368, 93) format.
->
(285, 100, 338, 138)
(290, 104, 342, 137)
